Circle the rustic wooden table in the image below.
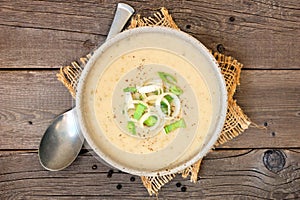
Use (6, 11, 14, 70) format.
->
(1, 0, 299, 199)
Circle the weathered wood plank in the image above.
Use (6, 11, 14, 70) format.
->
(0, 70, 299, 149)
(0, 25, 104, 68)
(0, 70, 72, 149)
(222, 69, 300, 148)
(0, 149, 299, 199)
(0, 0, 299, 68)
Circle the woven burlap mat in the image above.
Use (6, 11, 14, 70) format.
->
(57, 8, 251, 196)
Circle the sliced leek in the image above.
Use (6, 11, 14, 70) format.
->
(144, 115, 158, 127)
(164, 119, 186, 134)
(133, 103, 147, 120)
(123, 87, 137, 93)
(123, 72, 186, 135)
(155, 93, 181, 120)
(170, 85, 183, 95)
(158, 72, 177, 84)
(127, 121, 136, 135)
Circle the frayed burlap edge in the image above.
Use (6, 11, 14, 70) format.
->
(128, 7, 179, 30)
(56, 7, 251, 196)
(56, 54, 92, 98)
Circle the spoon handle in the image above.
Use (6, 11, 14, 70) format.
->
(106, 3, 135, 41)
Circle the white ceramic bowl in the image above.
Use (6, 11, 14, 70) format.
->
(76, 27, 227, 176)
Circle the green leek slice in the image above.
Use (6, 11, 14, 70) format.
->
(170, 85, 183, 95)
(155, 93, 180, 119)
(158, 72, 177, 84)
(123, 87, 137, 92)
(143, 115, 158, 127)
(164, 119, 186, 134)
(133, 103, 147, 120)
(164, 94, 173, 102)
(160, 101, 168, 114)
(127, 121, 136, 135)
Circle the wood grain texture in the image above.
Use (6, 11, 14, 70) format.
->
(0, 25, 104, 68)
(0, 149, 299, 199)
(222, 69, 300, 148)
(0, 0, 299, 68)
(0, 70, 299, 149)
(1, 1, 299, 199)
(0, 70, 72, 149)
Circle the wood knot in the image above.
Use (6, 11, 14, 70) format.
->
(263, 150, 286, 173)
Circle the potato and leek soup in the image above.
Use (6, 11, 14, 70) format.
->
(94, 48, 213, 162)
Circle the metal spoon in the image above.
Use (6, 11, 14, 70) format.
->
(38, 3, 135, 171)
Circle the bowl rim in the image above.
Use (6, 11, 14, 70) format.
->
(76, 26, 228, 176)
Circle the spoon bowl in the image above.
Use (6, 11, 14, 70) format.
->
(39, 109, 83, 171)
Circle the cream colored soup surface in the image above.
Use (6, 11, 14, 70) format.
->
(93, 48, 212, 169)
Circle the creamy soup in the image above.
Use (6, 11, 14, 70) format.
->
(93, 48, 213, 167)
